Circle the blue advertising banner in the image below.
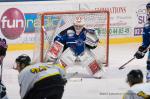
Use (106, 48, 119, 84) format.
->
(24, 13, 37, 33)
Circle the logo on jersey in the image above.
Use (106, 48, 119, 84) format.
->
(67, 30, 75, 37)
(0, 8, 25, 39)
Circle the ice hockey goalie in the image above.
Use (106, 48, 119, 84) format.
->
(45, 18, 103, 78)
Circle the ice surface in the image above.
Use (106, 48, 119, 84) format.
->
(2, 43, 149, 99)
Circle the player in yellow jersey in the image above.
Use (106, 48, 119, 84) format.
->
(15, 54, 67, 99)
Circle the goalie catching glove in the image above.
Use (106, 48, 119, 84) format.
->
(134, 46, 147, 59)
(85, 29, 99, 49)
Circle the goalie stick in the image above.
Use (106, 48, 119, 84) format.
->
(66, 72, 78, 79)
(66, 72, 102, 80)
(66, 72, 83, 82)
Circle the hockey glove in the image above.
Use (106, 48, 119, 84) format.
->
(0, 38, 8, 57)
(134, 46, 147, 59)
(85, 29, 99, 49)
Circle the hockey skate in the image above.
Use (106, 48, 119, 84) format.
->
(146, 71, 150, 82)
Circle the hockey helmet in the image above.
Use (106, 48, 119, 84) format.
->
(146, 2, 150, 9)
(126, 69, 143, 86)
(73, 18, 85, 33)
(16, 54, 31, 66)
(146, 2, 150, 21)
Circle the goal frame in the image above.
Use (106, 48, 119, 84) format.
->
(38, 10, 110, 66)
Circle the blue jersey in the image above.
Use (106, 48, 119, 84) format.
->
(142, 22, 150, 48)
(54, 26, 87, 56)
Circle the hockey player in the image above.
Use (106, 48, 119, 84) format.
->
(134, 2, 150, 82)
(0, 38, 8, 99)
(15, 54, 67, 99)
(45, 18, 101, 77)
(123, 69, 150, 99)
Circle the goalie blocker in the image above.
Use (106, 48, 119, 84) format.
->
(45, 41, 64, 64)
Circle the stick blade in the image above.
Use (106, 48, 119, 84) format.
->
(118, 57, 135, 70)
(118, 66, 125, 70)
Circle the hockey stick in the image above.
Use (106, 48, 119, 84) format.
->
(118, 46, 149, 70)
(118, 57, 135, 70)
(0, 56, 4, 83)
(0, 64, 2, 82)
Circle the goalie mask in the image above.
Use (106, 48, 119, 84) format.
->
(146, 2, 150, 21)
(126, 69, 143, 86)
(73, 18, 85, 34)
(15, 54, 31, 72)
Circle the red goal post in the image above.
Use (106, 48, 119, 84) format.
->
(33, 10, 110, 66)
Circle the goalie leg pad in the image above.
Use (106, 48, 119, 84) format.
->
(80, 49, 102, 76)
(59, 48, 76, 68)
(88, 60, 100, 75)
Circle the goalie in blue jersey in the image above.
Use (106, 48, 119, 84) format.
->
(45, 18, 102, 77)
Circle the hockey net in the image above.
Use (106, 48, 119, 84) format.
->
(33, 10, 110, 75)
